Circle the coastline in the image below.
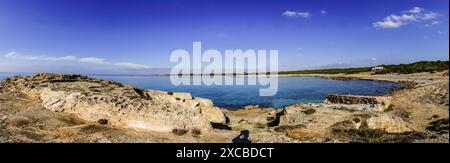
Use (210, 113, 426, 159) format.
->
(0, 71, 448, 143)
(166, 71, 448, 85)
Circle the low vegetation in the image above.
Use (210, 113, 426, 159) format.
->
(303, 109, 316, 115)
(172, 129, 188, 136)
(426, 118, 449, 134)
(274, 124, 306, 132)
(279, 67, 372, 75)
(384, 105, 394, 112)
(97, 119, 109, 125)
(376, 60, 449, 74)
(278, 60, 449, 75)
(332, 129, 428, 143)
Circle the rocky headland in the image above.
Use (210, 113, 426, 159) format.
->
(0, 72, 448, 143)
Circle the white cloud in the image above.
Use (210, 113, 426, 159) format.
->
(296, 48, 304, 51)
(114, 62, 152, 70)
(320, 10, 327, 14)
(404, 7, 424, 14)
(373, 18, 404, 28)
(422, 12, 439, 20)
(282, 10, 311, 18)
(371, 58, 377, 61)
(78, 57, 108, 64)
(4, 51, 77, 61)
(46, 56, 78, 61)
(5, 52, 20, 58)
(373, 7, 440, 29)
(297, 12, 311, 18)
(4, 51, 152, 70)
(425, 21, 440, 27)
(431, 21, 440, 25)
(282, 10, 297, 17)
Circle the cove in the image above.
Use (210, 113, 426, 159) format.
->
(91, 75, 397, 109)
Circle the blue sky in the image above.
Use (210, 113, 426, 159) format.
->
(0, 0, 448, 74)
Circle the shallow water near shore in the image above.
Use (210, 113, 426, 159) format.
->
(0, 74, 397, 109)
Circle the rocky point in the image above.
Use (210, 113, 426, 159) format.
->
(0, 73, 225, 134)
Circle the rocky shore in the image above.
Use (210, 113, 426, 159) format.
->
(0, 72, 448, 143)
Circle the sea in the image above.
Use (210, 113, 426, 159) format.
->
(0, 73, 397, 109)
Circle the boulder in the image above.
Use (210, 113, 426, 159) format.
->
(183, 99, 200, 108)
(194, 97, 214, 107)
(171, 92, 193, 100)
(278, 104, 324, 126)
(224, 106, 276, 128)
(365, 115, 412, 133)
(279, 107, 308, 126)
(199, 107, 226, 124)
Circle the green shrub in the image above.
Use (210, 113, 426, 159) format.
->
(274, 124, 306, 132)
(255, 123, 266, 129)
(123, 85, 134, 89)
(332, 129, 428, 143)
(304, 109, 316, 115)
(191, 129, 202, 136)
(278, 60, 449, 75)
(97, 119, 108, 125)
(279, 67, 372, 75)
(426, 118, 449, 134)
(384, 105, 394, 112)
(377, 60, 449, 74)
(172, 129, 188, 136)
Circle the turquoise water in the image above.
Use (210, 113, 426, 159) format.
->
(0, 74, 396, 109)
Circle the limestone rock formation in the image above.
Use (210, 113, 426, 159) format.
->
(324, 94, 392, 111)
(199, 107, 226, 124)
(223, 105, 277, 131)
(171, 92, 193, 101)
(0, 73, 226, 133)
(278, 103, 412, 134)
(279, 105, 310, 126)
(194, 97, 214, 107)
(365, 115, 412, 133)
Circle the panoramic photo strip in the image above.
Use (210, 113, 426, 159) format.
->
(0, 0, 449, 160)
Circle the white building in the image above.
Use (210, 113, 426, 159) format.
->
(371, 66, 384, 72)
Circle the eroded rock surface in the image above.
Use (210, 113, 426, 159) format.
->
(1, 72, 448, 143)
(276, 103, 412, 137)
(0, 74, 227, 133)
(365, 115, 411, 133)
(324, 94, 392, 111)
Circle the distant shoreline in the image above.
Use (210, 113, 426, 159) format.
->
(2, 60, 448, 79)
